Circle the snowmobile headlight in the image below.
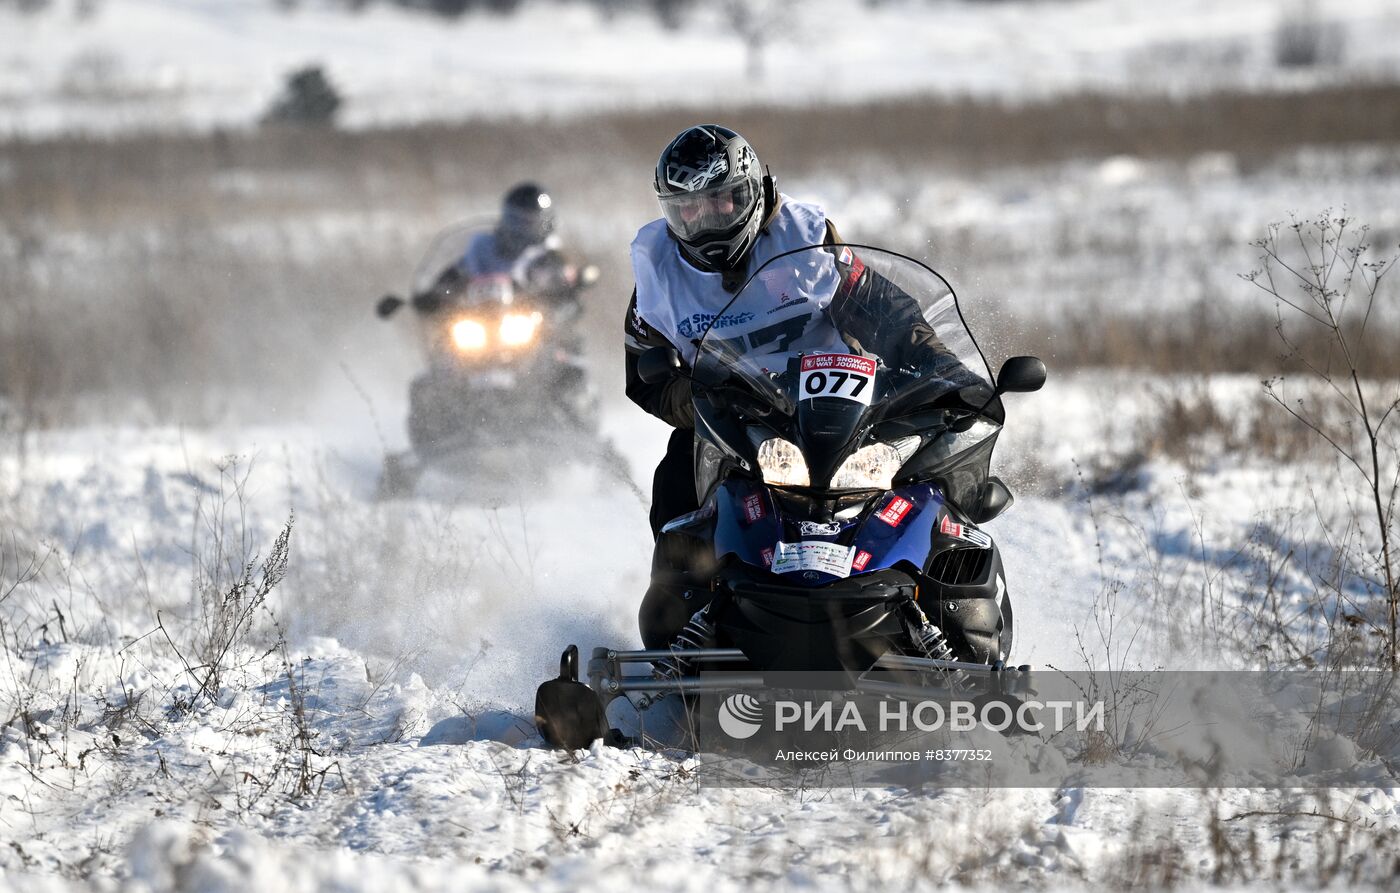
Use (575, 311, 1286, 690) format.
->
(499, 311, 542, 347)
(756, 438, 809, 487)
(451, 318, 488, 352)
(830, 437, 921, 490)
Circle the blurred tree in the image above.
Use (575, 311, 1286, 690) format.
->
(724, 0, 794, 81)
(426, 0, 472, 16)
(1275, 0, 1346, 68)
(262, 65, 342, 127)
(2, 0, 53, 13)
(652, 0, 690, 31)
(413, 0, 520, 17)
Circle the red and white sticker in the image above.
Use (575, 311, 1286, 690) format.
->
(875, 496, 913, 527)
(799, 353, 877, 405)
(852, 550, 873, 571)
(760, 547, 774, 568)
(940, 514, 992, 549)
(743, 493, 765, 524)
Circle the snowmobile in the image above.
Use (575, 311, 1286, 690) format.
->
(373, 220, 605, 496)
(535, 244, 1046, 750)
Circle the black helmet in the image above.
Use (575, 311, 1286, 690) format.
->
(496, 181, 555, 257)
(654, 125, 766, 273)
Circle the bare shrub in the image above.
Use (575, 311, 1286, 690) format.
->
(1134, 381, 1235, 473)
(153, 460, 294, 710)
(1141, 383, 1324, 467)
(1243, 212, 1400, 666)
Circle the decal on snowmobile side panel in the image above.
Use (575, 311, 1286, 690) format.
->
(713, 480, 782, 571)
(875, 495, 914, 527)
(850, 483, 946, 577)
(939, 513, 992, 549)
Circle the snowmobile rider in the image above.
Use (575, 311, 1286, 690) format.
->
(426, 181, 585, 304)
(624, 124, 972, 542)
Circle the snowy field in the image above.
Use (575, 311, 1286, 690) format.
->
(4, 127, 1400, 888)
(3, 1, 1400, 889)
(2, 369, 1399, 890)
(2, 0, 1400, 135)
(3, 142, 1400, 887)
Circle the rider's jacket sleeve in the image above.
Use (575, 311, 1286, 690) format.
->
(624, 287, 695, 429)
(826, 218, 961, 374)
(829, 241, 976, 388)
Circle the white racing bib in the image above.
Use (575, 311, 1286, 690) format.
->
(799, 353, 876, 405)
(630, 198, 832, 365)
(770, 540, 858, 578)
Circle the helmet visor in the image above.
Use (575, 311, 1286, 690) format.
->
(659, 179, 758, 242)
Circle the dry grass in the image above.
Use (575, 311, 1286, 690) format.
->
(1105, 794, 1400, 889)
(7, 82, 1400, 223)
(3, 85, 1400, 426)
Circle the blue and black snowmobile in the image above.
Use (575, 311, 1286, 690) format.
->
(535, 243, 1045, 749)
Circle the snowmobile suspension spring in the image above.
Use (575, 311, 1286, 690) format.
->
(653, 610, 716, 681)
(915, 622, 958, 665)
(900, 600, 964, 683)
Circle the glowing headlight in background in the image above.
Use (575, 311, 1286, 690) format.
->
(830, 437, 921, 490)
(757, 438, 810, 487)
(451, 318, 488, 351)
(499, 312, 543, 347)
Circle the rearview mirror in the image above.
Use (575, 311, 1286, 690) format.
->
(968, 476, 1014, 524)
(376, 294, 404, 319)
(995, 356, 1046, 394)
(637, 346, 683, 384)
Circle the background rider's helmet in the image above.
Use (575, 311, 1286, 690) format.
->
(654, 125, 765, 273)
(496, 181, 556, 259)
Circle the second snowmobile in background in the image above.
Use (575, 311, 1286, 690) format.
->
(374, 220, 602, 495)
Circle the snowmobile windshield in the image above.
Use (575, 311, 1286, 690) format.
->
(692, 244, 995, 422)
(410, 218, 496, 296)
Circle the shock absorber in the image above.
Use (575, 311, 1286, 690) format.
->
(900, 600, 961, 672)
(915, 620, 958, 664)
(652, 608, 716, 681)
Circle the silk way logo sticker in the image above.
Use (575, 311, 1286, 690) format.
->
(717, 693, 764, 739)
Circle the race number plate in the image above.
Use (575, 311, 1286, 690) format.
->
(467, 274, 514, 304)
(799, 354, 876, 405)
(770, 540, 858, 578)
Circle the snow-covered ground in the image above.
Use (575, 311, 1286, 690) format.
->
(4, 3, 1400, 881)
(3, 369, 1398, 890)
(3, 0, 1400, 135)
